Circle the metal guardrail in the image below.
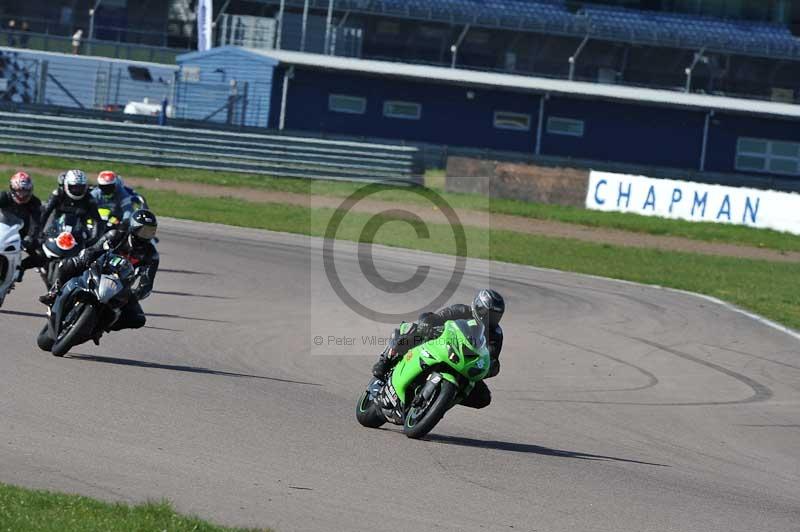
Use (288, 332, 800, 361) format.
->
(0, 112, 423, 183)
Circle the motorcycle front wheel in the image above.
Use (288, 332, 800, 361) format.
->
(37, 324, 54, 352)
(404, 379, 457, 439)
(52, 304, 96, 357)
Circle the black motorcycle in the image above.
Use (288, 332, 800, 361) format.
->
(38, 212, 101, 287)
(37, 253, 136, 357)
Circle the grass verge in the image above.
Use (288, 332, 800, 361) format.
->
(145, 187, 800, 330)
(0, 482, 267, 532)
(6, 152, 800, 254)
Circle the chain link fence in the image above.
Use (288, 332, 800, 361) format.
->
(0, 47, 271, 128)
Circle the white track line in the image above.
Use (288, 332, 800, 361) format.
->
(519, 265, 800, 343)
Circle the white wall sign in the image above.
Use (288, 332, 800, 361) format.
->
(586, 171, 800, 235)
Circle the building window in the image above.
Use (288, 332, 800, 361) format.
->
(376, 20, 401, 35)
(383, 101, 421, 120)
(181, 66, 200, 83)
(735, 137, 800, 176)
(547, 116, 585, 137)
(493, 111, 531, 131)
(329, 94, 366, 115)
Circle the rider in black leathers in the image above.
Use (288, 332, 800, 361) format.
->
(39, 210, 159, 334)
(39, 170, 103, 237)
(372, 289, 505, 409)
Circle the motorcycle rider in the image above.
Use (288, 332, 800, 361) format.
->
(0, 172, 43, 279)
(90, 170, 135, 227)
(372, 289, 505, 409)
(39, 169, 103, 238)
(39, 209, 159, 336)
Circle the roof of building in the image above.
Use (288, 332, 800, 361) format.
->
(235, 48, 800, 120)
(177, 46, 278, 67)
(0, 46, 179, 70)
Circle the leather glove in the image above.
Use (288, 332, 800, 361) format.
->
(418, 323, 433, 340)
(22, 236, 36, 252)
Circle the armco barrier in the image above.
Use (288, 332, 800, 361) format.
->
(0, 112, 423, 183)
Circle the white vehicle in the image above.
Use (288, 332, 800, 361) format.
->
(123, 98, 175, 118)
(0, 211, 23, 307)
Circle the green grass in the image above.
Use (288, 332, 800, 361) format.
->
(143, 187, 800, 330)
(0, 482, 267, 532)
(6, 152, 800, 253)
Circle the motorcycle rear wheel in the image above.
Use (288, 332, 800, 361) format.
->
(355, 389, 386, 428)
(404, 379, 457, 439)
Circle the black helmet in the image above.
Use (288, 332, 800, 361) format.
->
(128, 209, 157, 243)
(472, 289, 505, 328)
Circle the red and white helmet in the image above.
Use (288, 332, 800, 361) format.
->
(97, 170, 119, 196)
(9, 171, 33, 204)
(63, 169, 88, 200)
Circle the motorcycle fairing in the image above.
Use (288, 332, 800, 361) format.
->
(388, 319, 491, 409)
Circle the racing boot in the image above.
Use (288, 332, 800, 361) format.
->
(92, 328, 103, 346)
(371, 325, 418, 379)
(38, 280, 61, 306)
(372, 345, 398, 380)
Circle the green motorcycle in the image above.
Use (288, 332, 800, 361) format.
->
(356, 319, 491, 439)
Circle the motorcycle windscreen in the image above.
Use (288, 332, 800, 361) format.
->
(452, 319, 486, 352)
(0, 211, 23, 229)
(96, 274, 123, 304)
(455, 319, 491, 378)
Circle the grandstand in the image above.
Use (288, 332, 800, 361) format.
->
(264, 0, 800, 101)
(1, 2, 798, 101)
(273, 1, 799, 57)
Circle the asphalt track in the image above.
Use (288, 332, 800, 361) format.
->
(1, 218, 798, 532)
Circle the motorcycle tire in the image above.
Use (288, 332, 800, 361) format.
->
(37, 324, 55, 352)
(355, 389, 386, 428)
(51, 305, 96, 357)
(404, 379, 457, 439)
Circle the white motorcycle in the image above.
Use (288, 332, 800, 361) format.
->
(0, 211, 23, 307)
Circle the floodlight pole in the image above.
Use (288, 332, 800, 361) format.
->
(88, 0, 103, 55)
(300, 0, 310, 52)
(568, 35, 589, 81)
(450, 24, 471, 68)
(276, 0, 285, 49)
(324, 0, 335, 54)
(684, 47, 707, 93)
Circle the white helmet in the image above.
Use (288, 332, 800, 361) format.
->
(63, 169, 88, 200)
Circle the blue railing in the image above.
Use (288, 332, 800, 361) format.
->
(271, 0, 800, 59)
